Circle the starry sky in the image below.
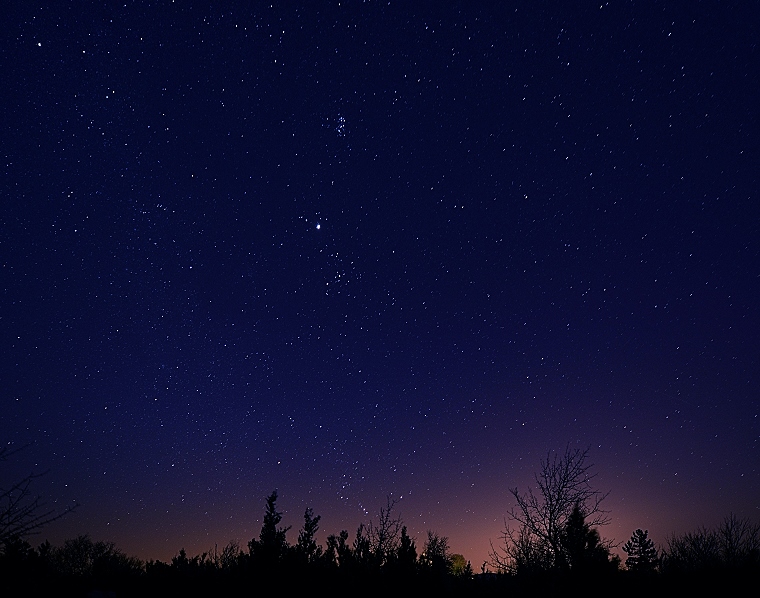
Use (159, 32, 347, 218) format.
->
(2, 1, 758, 569)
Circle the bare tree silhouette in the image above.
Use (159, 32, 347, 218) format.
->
(365, 496, 403, 566)
(490, 446, 610, 573)
(1, 444, 77, 546)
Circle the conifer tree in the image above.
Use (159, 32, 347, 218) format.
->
(397, 526, 417, 572)
(623, 529, 658, 573)
(296, 507, 322, 564)
(249, 490, 291, 568)
(561, 503, 611, 573)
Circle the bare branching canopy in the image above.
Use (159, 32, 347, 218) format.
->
(490, 446, 610, 573)
(663, 514, 760, 572)
(366, 496, 403, 565)
(1, 444, 77, 546)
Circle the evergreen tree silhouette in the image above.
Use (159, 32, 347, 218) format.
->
(248, 490, 290, 570)
(561, 503, 613, 574)
(295, 507, 322, 564)
(623, 529, 658, 574)
(396, 526, 417, 574)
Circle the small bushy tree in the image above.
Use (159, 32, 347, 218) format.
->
(450, 553, 473, 577)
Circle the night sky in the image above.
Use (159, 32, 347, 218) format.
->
(3, 1, 758, 569)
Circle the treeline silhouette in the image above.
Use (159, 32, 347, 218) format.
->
(2, 496, 758, 596)
(0, 491, 475, 596)
(2, 447, 759, 596)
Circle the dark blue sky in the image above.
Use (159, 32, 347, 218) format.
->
(2, 1, 758, 567)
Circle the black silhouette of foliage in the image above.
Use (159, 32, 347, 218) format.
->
(365, 496, 403, 566)
(662, 514, 760, 573)
(219, 540, 243, 571)
(2, 482, 759, 594)
(623, 529, 658, 573)
(248, 490, 291, 568)
(561, 504, 614, 573)
(395, 525, 418, 573)
(55, 534, 143, 579)
(1, 444, 77, 547)
(716, 514, 760, 567)
(351, 522, 373, 569)
(421, 530, 452, 576)
(490, 446, 610, 574)
(295, 507, 322, 564)
(325, 529, 351, 568)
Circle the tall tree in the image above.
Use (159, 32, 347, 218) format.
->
(366, 496, 403, 566)
(396, 526, 417, 573)
(295, 507, 322, 564)
(490, 446, 610, 573)
(248, 490, 290, 568)
(561, 503, 613, 573)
